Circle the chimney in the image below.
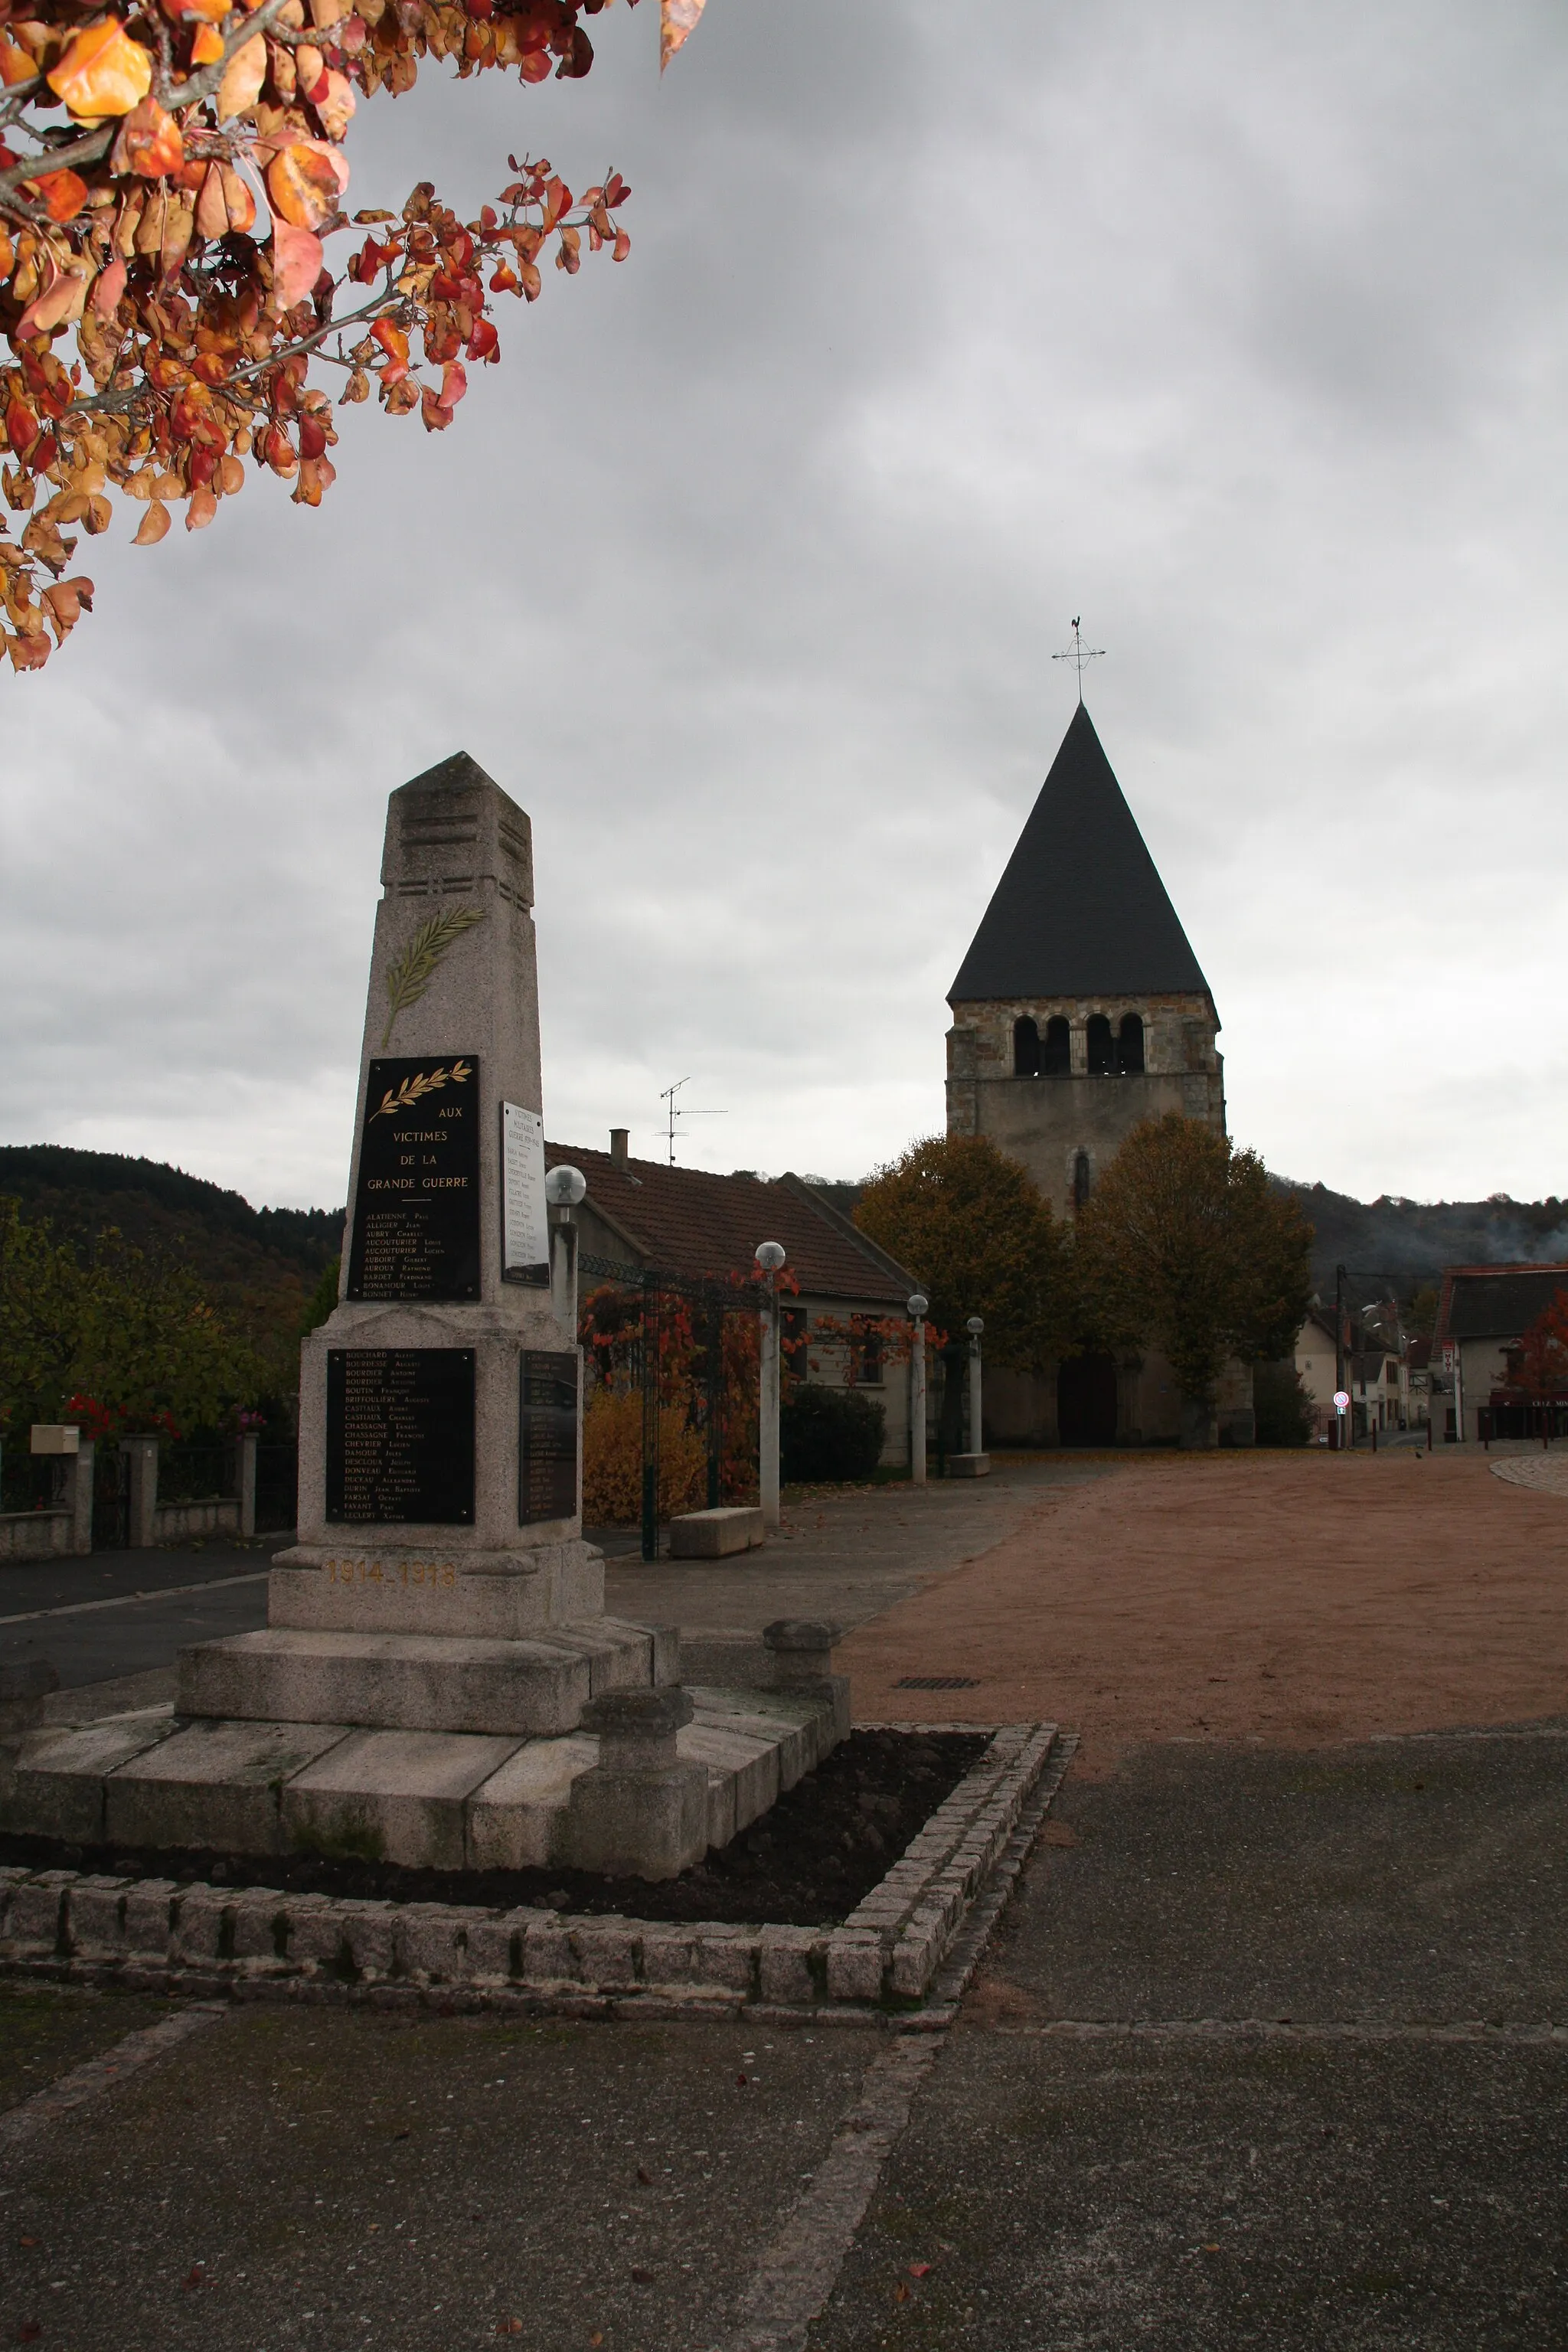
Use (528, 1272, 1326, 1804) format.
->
(609, 1128, 629, 1170)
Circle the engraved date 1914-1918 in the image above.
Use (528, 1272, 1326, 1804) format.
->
(323, 1557, 458, 1590)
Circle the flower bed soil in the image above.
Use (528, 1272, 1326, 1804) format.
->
(0, 1728, 987, 1929)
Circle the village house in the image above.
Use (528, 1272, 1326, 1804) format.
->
(1430, 1262, 1568, 1442)
(544, 1135, 919, 1464)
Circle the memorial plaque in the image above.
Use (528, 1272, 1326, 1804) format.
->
(518, 1348, 578, 1525)
(326, 1348, 475, 1524)
(346, 1054, 481, 1301)
(501, 1099, 550, 1285)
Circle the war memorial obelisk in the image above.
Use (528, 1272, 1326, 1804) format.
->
(0, 755, 846, 1880)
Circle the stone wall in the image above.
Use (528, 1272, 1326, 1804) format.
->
(0, 1511, 72, 1562)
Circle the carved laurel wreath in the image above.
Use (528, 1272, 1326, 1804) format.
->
(368, 1059, 474, 1123)
(381, 904, 485, 1047)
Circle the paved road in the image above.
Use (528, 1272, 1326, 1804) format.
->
(0, 1461, 1103, 1708)
(0, 1540, 283, 1697)
(3, 1720, 1563, 2347)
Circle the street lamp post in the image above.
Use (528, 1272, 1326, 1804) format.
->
(907, 1293, 929, 1486)
(544, 1164, 586, 1335)
(756, 1241, 786, 1529)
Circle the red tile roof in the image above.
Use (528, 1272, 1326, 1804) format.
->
(544, 1145, 913, 1305)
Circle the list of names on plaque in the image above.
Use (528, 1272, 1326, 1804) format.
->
(326, 1348, 475, 1524)
(346, 1054, 481, 1302)
(501, 1099, 550, 1285)
(518, 1348, 578, 1525)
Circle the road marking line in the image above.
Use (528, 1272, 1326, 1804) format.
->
(0, 1571, 268, 1628)
(713, 2032, 942, 2352)
(0, 2004, 227, 2151)
(991, 2018, 1568, 2046)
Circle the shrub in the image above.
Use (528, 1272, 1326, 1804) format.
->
(780, 1383, 886, 1484)
(1252, 1359, 1315, 1446)
(581, 1389, 706, 1524)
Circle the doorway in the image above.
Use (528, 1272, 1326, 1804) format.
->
(1058, 1353, 1119, 1446)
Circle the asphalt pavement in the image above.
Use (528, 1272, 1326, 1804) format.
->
(2, 1721, 1563, 2348)
(0, 1540, 281, 1694)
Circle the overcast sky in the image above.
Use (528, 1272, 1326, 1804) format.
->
(2, 0, 1566, 1213)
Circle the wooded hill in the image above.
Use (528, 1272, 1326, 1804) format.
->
(0, 1146, 344, 1383)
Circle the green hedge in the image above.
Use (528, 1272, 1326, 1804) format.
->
(780, 1383, 887, 1483)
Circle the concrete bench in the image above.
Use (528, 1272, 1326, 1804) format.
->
(668, 1505, 766, 1560)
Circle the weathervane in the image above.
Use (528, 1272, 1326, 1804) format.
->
(1052, 616, 1104, 704)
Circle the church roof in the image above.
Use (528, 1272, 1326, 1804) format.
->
(948, 704, 1213, 1004)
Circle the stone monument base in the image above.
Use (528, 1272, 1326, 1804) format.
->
(0, 1624, 851, 1882)
(1, 1683, 846, 1879)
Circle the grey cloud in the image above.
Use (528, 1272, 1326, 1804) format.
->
(2, 0, 1566, 1207)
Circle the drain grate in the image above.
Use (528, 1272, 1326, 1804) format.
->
(894, 1674, 982, 1690)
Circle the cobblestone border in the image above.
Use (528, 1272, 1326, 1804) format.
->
(0, 1723, 1057, 2019)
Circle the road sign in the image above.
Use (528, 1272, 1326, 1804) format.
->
(1332, 1390, 1350, 1413)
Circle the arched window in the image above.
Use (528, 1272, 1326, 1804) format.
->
(1086, 1014, 1115, 1076)
(1073, 1150, 1092, 1209)
(1042, 1015, 1071, 1077)
(1013, 1016, 1041, 1076)
(1117, 1012, 1145, 1074)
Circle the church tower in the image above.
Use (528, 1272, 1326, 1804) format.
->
(946, 703, 1225, 1220)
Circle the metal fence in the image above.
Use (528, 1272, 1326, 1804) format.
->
(0, 1449, 65, 1515)
(158, 1440, 234, 1505)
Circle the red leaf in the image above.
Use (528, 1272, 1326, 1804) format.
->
(270, 219, 323, 311)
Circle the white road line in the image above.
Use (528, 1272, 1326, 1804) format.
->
(0, 1570, 268, 1628)
(0, 2004, 228, 2151)
(997, 2017, 1568, 2046)
(713, 2032, 944, 2352)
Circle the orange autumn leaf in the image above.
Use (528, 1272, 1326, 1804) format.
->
(190, 23, 224, 65)
(47, 17, 152, 119)
(659, 0, 705, 73)
(185, 483, 217, 529)
(28, 168, 88, 221)
(194, 162, 256, 240)
(214, 34, 266, 121)
(110, 97, 184, 178)
(132, 498, 171, 544)
(0, 34, 37, 87)
(266, 142, 348, 231)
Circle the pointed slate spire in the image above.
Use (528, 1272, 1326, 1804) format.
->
(949, 704, 1212, 1002)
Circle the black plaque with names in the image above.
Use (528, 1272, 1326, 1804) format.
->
(346, 1054, 481, 1302)
(325, 1348, 475, 1524)
(518, 1349, 578, 1525)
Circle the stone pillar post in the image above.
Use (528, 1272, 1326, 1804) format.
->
(237, 1433, 259, 1538)
(564, 1687, 707, 1879)
(908, 1311, 926, 1487)
(122, 1436, 159, 1548)
(67, 1438, 94, 1557)
(756, 1243, 786, 1530)
(966, 1318, 985, 1453)
(763, 1619, 849, 1743)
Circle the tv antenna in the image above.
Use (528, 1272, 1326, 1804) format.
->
(660, 1076, 726, 1166)
(1052, 616, 1104, 704)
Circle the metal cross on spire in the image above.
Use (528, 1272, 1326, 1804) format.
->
(1051, 616, 1104, 704)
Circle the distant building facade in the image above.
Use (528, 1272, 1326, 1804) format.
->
(943, 703, 1250, 1447)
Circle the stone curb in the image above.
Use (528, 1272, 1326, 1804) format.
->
(0, 1723, 1057, 2017)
